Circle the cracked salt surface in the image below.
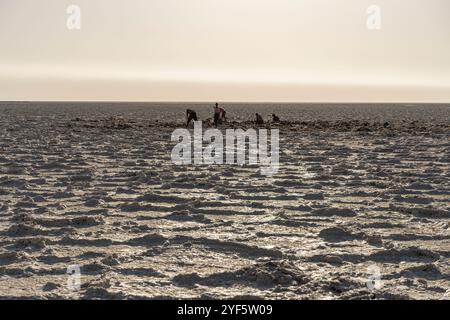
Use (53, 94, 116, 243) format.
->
(0, 102, 449, 299)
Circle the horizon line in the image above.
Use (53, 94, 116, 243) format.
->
(1, 100, 450, 105)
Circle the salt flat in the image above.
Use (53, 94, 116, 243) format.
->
(0, 102, 449, 299)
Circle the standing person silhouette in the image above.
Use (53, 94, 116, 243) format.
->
(213, 103, 226, 126)
(213, 103, 220, 126)
(255, 113, 264, 124)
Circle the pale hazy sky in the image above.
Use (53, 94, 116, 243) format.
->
(0, 0, 449, 102)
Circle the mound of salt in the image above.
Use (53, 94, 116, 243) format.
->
(0, 251, 29, 265)
(119, 202, 143, 212)
(239, 260, 308, 287)
(311, 207, 357, 217)
(128, 233, 168, 246)
(5, 166, 28, 175)
(303, 193, 324, 200)
(53, 191, 75, 199)
(369, 247, 440, 263)
(319, 227, 361, 242)
(365, 234, 383, 247)
(400, 263, 442, 279)
(71, 216, 105, 227)
(410, 208, 449, 218)
(7, 223, 41, 236)
(84, 198, 106, 207)
(14, 237, 47, 250)
(407, 182, 434, 190)
(42, 282, 61, 292)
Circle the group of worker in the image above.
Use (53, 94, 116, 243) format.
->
(186, 103, 280, 128)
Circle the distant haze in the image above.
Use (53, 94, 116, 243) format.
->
(0, 0, 449, 102)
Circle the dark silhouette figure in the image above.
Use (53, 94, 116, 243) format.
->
(213, 103, 226, 126)
(186, 109, 198, 127)
(255, 113, 264, 125)
(272, 114, 280, 123)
